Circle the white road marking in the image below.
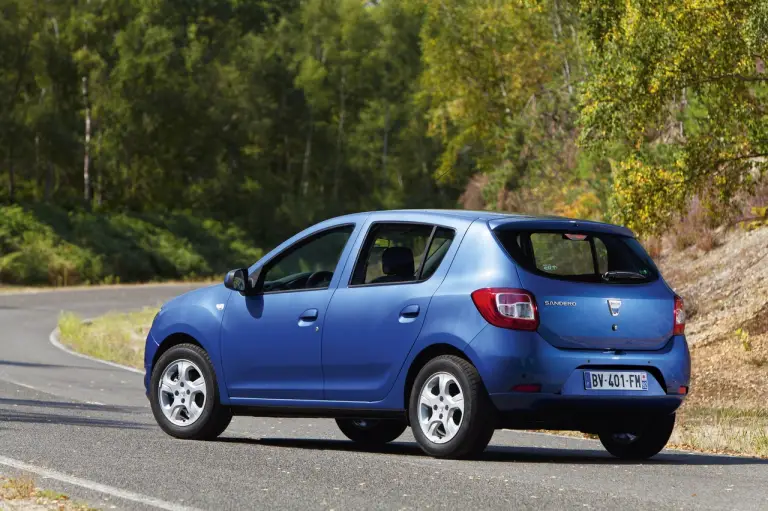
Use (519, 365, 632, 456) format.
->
(0, 377, 41, 392)
(49, 327, 144, 375)
(0, 455, 202, 511)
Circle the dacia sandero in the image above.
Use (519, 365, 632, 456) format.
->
(145, 210, 690, 459)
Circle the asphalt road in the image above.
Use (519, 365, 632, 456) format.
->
(1, 285, 767, 510)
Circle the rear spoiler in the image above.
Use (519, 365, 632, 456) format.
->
(487, 218, 635, 238)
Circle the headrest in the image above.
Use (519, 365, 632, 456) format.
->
(381, 246, 415, 277)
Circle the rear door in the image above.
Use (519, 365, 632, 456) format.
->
(321, 221, 457, 401)
(494, 228, 675, 351)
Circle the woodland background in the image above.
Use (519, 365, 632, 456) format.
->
(2, 0, 767, 285)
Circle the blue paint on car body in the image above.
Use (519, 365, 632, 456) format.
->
(145, 209, 690, 432)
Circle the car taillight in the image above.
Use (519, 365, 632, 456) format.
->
(673, 296, 686, 335)
(471, 288, 539, 331)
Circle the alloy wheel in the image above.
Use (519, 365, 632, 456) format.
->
(417, 371, 465, 444)
(158, 359, 207, 427)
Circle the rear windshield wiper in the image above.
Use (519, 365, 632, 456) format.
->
(601, 270, 648, 281)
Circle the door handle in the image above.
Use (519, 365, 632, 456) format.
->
(300, 309, 318, 321)
(399, 305, 420, 322)
(299, 308, 319, 325)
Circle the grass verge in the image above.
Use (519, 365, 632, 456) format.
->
(671, 405, 768, 457)
(58, 308, 159, 369)
(58, 309, 768, 458)
(0, 475, 97, 510)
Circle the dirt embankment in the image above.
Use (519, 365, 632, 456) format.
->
(659, 226, 768, 407)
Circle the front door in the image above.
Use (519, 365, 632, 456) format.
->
(220, 224, 355, 400)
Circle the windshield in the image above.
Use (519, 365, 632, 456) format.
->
(494, 230, 659, 284)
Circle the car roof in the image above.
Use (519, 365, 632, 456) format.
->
(344, 209, 634, 236)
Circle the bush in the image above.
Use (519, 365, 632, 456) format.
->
(0, 204, 263, 286)
(670, 197, 720, 253)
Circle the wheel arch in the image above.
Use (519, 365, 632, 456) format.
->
(151, 332, 204, 370)
(149, 328, 231, 403)
(402, 343, 472, 422)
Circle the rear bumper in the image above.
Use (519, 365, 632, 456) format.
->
(490, 394, 684, 431)
(465, 326, 690, 428)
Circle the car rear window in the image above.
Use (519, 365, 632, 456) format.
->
(495, 230, 659, 283)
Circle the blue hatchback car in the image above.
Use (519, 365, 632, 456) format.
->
(145, 210, 690, 459)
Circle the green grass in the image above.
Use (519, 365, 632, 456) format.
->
(0, 204, 263, 286)
(59, 308, 159, 369)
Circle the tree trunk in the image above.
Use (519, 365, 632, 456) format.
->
(82, 76, 92, 205)
(7, 144, 15, 202)
(4, 39, 31, 203)
(382, 102, 390, 181)
(552, 0, 573, 97)
(333, 70, 347, 202)
(279, 89, 292, 181)
(35, 133, 41, 198)
(95, 132, 102, 206)
(45, 161, 53, 201)
(300, 111, 313, 198)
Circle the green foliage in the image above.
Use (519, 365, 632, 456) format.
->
(0, 0, 456, 257)
(0, 204, 262, 285)
(419, 0, 559, 176)
(580, 0, 768, 234)
(739, 205, 768, 230)
(2, 0, 768, 259)
(417, 0, 615, 221)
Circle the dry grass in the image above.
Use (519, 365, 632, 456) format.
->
(58, 308, 159, 369)
(1, 477, 36, 500)
(668, 198, 722, 253)
(0, 476, 96, 510)
(656, 217, 768, 458)
(642, 236, 663, 259)
(671, 406, 768, 457)
(666, 320, 768, 457)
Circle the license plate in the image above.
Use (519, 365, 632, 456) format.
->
(584, 371, 648, 391)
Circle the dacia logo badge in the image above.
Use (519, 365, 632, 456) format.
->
(608, 299, 622, 317)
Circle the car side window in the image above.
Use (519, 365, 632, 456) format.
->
(419, 227, 455, 280)
(261, 225, 354, 293)
(350, 223, 454, 286)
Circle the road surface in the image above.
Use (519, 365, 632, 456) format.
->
(1, 285, 766, 510)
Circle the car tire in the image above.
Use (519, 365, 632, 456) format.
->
(149, 343, 232, 440)
(409, 355, 496, 459)
(335, 419, 407, 445)
(598, 413, 676, 460)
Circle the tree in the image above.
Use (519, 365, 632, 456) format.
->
(579, 0, 768, 234)
(415, 0, 610, 220)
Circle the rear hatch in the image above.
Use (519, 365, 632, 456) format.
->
(494, 224, 674, 351)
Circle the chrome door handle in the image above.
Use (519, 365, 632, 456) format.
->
(299, 308, 319, 322)
(399, 305, 420, 320)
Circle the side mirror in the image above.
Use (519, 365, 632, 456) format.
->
(224, 268, 260, 295)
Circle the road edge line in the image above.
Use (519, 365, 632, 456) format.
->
(0, 455, 201, 511)
(49, 327, 144, 375)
